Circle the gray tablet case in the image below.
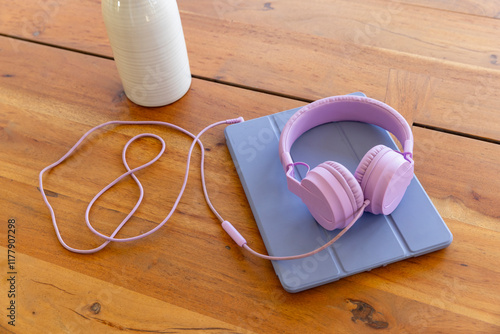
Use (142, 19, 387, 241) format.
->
(224, 93, 452, 293)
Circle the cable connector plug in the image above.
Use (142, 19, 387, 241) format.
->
(226, 117, 244, 124)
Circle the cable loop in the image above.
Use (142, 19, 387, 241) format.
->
(39, 119, 234, 254)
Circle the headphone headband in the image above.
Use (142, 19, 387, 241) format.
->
(279, 95, 414, 171)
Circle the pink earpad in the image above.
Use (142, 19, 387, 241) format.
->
(323, 161, 364, 211)
(299, 161, 363, 230)
(355, 146, 414, 215)
(354, 145, 386, 184)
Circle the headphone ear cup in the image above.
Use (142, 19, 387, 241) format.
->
(354, 145, 386, 184)
(300, 161, 363, 230)
(323, 161, 364, 210)
(355, 145, 414, 215)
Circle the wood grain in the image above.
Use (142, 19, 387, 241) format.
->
(2, 0, 500, 332)
(0, 1, 499, 141)
(384, 69, 432, 126)
(400, 0, 500, 18)
(0, 31, 499, 333)
(179, 0, 500, 68)
(0, 247, 250, 333)
(3, 0, 498, 68)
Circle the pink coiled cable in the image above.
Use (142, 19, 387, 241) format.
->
(39, 118, 242, 254)
(39, 117, 365, 260)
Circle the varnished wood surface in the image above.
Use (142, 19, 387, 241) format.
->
(1, 0, 500, 140)
(0, 1, 499, 333)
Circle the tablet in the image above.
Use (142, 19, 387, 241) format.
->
(224, 94, 452, 292)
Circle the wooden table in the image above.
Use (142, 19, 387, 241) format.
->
(1, 1, 499, 333)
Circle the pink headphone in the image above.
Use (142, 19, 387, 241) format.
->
(279, 95, 415, 231)
(40, 95, 415, 261)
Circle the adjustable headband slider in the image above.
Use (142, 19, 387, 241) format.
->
(280, 152, 294, 172)
(403, 139, 414, 157)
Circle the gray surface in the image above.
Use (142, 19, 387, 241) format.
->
(224, 99, 452, 293)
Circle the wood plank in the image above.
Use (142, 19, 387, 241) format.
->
(0, 2, 500, 141)
(4, 0, 497, 69)
(399, 0, 500, 18)
(4, 166, 499, 333)
(0, 247, 250, 333)
(0, 35, 499, 332)
(179, 0, 500, 69)
(414, 127, 500, 232)
(184, 14, 500, 142)
(384, 69, 432, 125)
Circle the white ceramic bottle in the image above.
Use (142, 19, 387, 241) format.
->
(102, 0, 191, 107)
